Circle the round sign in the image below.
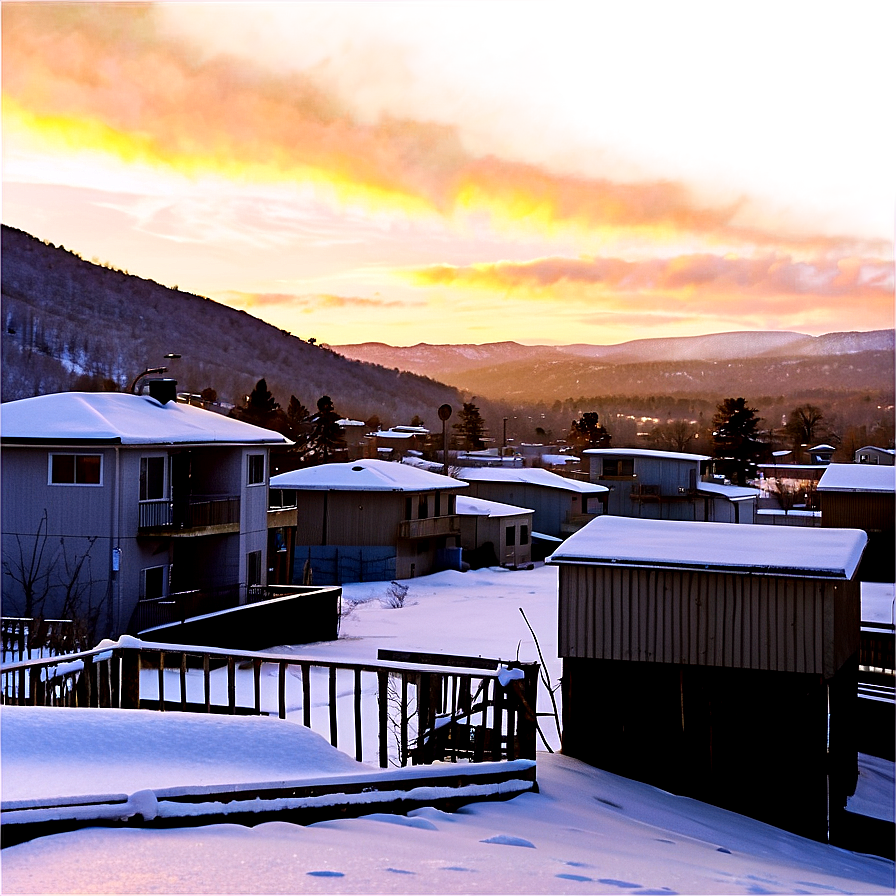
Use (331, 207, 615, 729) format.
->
(438, 404, 452, 421)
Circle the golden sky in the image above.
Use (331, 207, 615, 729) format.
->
(3, 2, 894, 346)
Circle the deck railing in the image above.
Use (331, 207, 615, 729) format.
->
(1, 618, 81, 663)
(1, 640, 538, 769)
(138, 496, 241, 532)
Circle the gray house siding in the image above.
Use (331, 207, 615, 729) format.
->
(461, 481, 588, 539)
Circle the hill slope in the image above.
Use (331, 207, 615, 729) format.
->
(0, 226, 462, 422)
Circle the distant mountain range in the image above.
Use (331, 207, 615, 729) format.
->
(2, 223, 892, 424)
(0, 225, 463, 423)
(332, 330, 895, 403)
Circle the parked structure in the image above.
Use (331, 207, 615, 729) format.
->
(269, 458, 467, 584)
(585, 448, 759, 523)
(0, 386, 290, 640)
(456, 467, 607, 542)
(550, 515, 867, 841)
(818, 463, 895, 582)
(456, 495, 534, 568)
(855, 446, 895, 465)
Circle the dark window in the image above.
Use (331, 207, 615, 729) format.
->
(602, 458, 634, 477)
(447, 493, 456, 514)
(506, 526, 516, 547)
(50, 453, 102, 485)
(140, 456, 166, 500)
(248, 454, 265, 485)
(405, 496, 413, 519)
(141, 565, 166, 600)
(418, 494, 429, 519)
(247, 550, 262, 586)
(520, 525, 529, 545)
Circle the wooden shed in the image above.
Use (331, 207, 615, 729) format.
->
(550, 516, 867, 841)
(818, 463, 895, 583)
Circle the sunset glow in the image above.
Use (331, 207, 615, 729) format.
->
(3, 2, 893, 346)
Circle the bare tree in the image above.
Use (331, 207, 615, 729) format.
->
(2, 510, 53, 618)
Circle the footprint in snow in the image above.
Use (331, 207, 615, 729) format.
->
(556, 873, 594, 882)
(480, 834, 536, 848)
(596, 879, 641, 889)
(306, 871, 344, 878)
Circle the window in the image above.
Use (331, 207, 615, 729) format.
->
(506, 526, 516, 547)
(49, 453, 102, 485)
(247, 550, 262, 586)
(248, 454, 265, 485)
(140, 565, 167, 601)
(447, 493, 456, 514)
(418, 494, 429, 519)
(520, 525, 529, 545)
(602, 458, 634, 478)
(139, 456, 167, 500)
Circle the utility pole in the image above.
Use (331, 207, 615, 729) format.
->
(438, 404, 452, 475)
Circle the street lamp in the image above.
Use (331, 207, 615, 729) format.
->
(127, 354, 182, 394)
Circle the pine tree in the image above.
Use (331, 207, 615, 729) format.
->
(567, 412, 611, 449)
(453, 401, 487, 450)
(712, 397, 766, 486)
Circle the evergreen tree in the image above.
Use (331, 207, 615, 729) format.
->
(453, 401, 487, 450)
(567, 411, 611, 449)
(304, 395, 346, 463)
(711, 397, 766, 486)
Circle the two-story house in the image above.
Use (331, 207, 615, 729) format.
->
(585, 448, 759, 523)
(1, 384, 290, 639)
(269, 458, 467, 584)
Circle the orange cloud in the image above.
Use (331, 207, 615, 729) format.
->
(222, 291, 406, 312)
(406, 253, 895, 305)
(3, 4, 882, 256)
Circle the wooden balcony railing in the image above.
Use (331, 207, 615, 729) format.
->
(398, 514, 461, 540)
(1, 642, 538, 769)
(138, 496, 240, 532)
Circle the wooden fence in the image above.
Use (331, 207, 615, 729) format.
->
(0, 640, 538, 769)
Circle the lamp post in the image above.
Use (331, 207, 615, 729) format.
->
(127, 354, 181, 394)
(438, 404, 452, 476)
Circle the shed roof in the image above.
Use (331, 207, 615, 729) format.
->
(548, 516, 866, 579)
(457, 467, 607, 494)
(584, 447, 710, 462)
(817, 463, 896, 494)
(456, 495, 533, 518)
(697, 482, 761, 501)
(0, 392, 289, 446)
(270, 458, 466, 492)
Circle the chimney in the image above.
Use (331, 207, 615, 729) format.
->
(147, 378, 178, 405)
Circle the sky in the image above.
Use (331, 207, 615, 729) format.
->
(2, 2, 894, 347)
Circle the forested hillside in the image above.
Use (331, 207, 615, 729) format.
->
(0, 226, 464, 424)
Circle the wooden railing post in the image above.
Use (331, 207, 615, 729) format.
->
(377, 670, 389, 768)
(120, 649, 140, 709)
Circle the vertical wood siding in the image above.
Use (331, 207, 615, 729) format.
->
(559, 564, 859, 677)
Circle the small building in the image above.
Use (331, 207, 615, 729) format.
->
(364, 428, 428, 461)
(269, 458, 467, 584)
(1, 385, 290, 640)
(456, 495, 534, 568)
(456, 466, 607, 541)
(585, 448, 759, 523)
(550, 515, 866, 841)
(817, 463, 895, 583)
(808, 443, 836, 465)
(855, 446, 895, 465)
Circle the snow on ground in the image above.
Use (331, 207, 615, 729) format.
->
(1, 564, 894, 894)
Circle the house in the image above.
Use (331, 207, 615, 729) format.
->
(456, 495, 534, 568)
(0, 384, 291, 640)
(455, 466, 607, 544)
(549, 515, 867, 841)
(817, 463, 895, 583)
(855, 446, 895, 465)
(269, 458, 467, 584)
(364, 427, 428, 461)
(585, 448, 759, 523)
(808, 443, 836, 465)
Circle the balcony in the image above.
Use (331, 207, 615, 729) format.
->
(398, 514, 461, 540)
(138, 495, 241, 535)
(629, 484, 696, 503)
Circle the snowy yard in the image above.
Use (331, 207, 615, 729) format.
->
(1, 564, 894, 894)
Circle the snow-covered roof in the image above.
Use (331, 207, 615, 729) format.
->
(270, 458, 466, 492)
(368, 430, 417, 440)
(862, 582, 895, 625)
(0, 392, 290, 446)
(810, 444, 836, 451)
(548, 516, 867, 579)
(817, 463, 896, 493)
(456, 495, 533, 519)
(336, 418, 366, 427)
(585, 447, 710, 463)
(457, 466, 607, 494)
(541, 454, 579, 464)
(697, 482, 761, 501)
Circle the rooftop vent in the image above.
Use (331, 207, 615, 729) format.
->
(147, 378, 178, 405)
